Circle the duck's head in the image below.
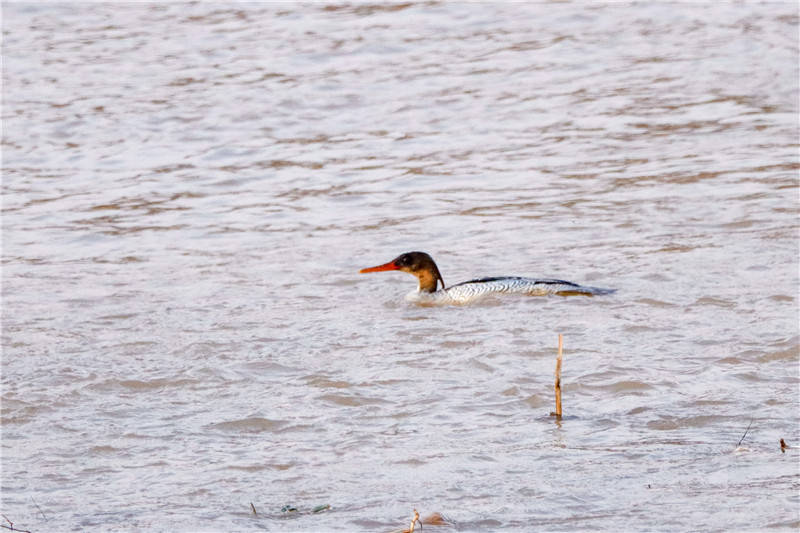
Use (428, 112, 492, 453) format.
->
(359, 251, 446, 293)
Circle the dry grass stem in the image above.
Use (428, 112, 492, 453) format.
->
(392, 508, 453, 533)
(1, 514, 32, 533)
(553, 333, 563, 418)
(737, 418, 753, 447)
(30, 497, 46, 521)
(407, 508, 421, 533)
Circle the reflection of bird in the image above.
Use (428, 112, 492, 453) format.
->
(359, 251, 615, 304)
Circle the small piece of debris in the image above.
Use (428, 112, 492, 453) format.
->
(406, 509, 421, 533)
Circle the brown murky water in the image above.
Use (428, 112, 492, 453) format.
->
(2, 3, 799, 531)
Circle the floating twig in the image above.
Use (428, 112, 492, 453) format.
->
(737, 418, 753, 447)
(30, 497, 46, 521)
(0, 514, 32, 533)
(250, 502, 257, 516)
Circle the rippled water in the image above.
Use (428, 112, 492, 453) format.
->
(2, 3, 799, 532)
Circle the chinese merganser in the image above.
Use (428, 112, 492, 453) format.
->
(359, 251, 615, 304)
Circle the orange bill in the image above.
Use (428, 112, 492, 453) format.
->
(359, 260, 400, 273)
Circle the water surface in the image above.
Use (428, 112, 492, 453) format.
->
(2, 3, 799, 531)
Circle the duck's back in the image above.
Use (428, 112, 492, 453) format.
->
(408, 276, 615, 304)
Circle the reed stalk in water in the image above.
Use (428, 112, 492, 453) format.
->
(552, 333, 563, 418)
(407, 509, 420, 533)
(391, 509, 449, 533)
